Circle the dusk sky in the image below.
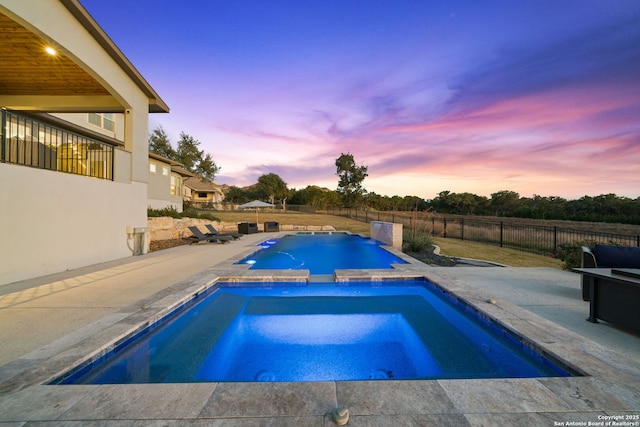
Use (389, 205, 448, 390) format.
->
(79, 0, 640, 200)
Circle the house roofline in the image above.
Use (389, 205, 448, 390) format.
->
(149, 151, 184, 167)
(60, 0, 170, 114)
(184, 176, 224, 193)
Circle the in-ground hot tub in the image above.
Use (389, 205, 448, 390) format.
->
(52, 281, 577, 384)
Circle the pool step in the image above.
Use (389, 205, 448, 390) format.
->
(309, 274, 335, 283)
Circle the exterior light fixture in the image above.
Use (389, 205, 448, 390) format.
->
(45, 47, 57, 55)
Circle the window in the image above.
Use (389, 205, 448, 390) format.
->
(149, 163, 156, 173)
(2, 110, 114, 180)
(170, 175, 181, 196)
(162, 166, 169, 176)
(88, 113, 115, 132)
(197, 192, 207, 198)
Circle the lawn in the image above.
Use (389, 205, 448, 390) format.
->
(207, 211, 562, 268)
(432, 237, 563, 268)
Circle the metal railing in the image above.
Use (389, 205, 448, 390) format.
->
(1, 109, 114, 180)
(315, 207, 640, 256)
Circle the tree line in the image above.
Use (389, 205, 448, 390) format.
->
(148, 126, 639, 225)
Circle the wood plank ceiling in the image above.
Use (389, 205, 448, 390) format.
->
(0, 12, 109, 96)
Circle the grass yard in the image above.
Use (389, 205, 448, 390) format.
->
(206, 211, 561, 268)
(432, 237, 563, 268)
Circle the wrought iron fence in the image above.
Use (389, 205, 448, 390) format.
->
(315, 207, 640, 256)
(1, 109, 114, 180)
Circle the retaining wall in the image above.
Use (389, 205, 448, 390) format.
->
(147, 217, 336, 241)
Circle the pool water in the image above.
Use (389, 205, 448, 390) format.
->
(235, 233, 406, 274)
(54, 281, 574, 384)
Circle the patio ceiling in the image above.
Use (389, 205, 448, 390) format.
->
(0, 12, 109, 97)
(0, 3, 168, 113)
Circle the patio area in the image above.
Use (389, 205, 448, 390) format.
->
(0, 233, 638, 425)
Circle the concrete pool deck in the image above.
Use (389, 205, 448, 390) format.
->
(0, 233, 639, 425)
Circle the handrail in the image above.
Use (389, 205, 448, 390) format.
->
(1, 109, 114, 180)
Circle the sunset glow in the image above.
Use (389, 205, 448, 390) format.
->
(80, 0, 640, 199)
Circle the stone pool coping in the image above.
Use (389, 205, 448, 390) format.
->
(1, 232, 638, 424)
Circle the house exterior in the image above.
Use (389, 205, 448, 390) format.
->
(148, 152, 191, 212)
(183, 176, 225, 208)
(0, 1, 169, 286)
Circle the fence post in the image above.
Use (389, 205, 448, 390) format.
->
(553, 226, 558, 251)
(444, 218, 447, 238)
(461, 218, 464, 240)
(432, 218, 435, 236)
(500, 222, 503, 247)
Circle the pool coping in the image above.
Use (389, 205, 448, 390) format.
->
(1, 233, 639, 423)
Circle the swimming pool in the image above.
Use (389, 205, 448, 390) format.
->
(53, 280, 575, 384)
(235, 233, 406, 274)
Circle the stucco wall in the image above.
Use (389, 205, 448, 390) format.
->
(0, 164, 148, 286)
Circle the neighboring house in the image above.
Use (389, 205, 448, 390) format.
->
(148, 152, 192, 212)
(0, 1, 169, 286)
(184, 176, 225, 208)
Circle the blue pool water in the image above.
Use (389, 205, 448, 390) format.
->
(235, 233, 406, 274)
(54, 281, 574, 384)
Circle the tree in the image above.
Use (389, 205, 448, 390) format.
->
(224, 186, 250, 204)
(335, 152, 368, 208)
(290, 186, 341, 209)
(490, 190, 521, 216)
(175, 132, 220, 182)
(148, 125, 175, 159)
(257, 173, 289, 208)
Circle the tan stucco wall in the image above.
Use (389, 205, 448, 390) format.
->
(50, 113, 125, 141)
(147, 159, 171, 200)
(0, 164, 147, 285)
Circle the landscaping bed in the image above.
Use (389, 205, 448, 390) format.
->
(149, 239, 190, 252)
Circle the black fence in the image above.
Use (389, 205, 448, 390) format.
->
(314, 207, 640, 256)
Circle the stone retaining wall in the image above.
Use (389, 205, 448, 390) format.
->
(147, 217, 336, 241)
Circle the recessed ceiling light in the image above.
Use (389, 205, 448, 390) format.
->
(45, 47, 57, 55)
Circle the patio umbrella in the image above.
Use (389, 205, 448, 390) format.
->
(238, 200, 274, 223)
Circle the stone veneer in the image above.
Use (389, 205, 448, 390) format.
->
(370, 221, 403, 249)
(147, 217, 336, 241)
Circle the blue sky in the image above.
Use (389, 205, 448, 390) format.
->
(80, 0, 640, 199)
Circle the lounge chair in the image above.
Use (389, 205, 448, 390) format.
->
(205, 224, 242, 239)
(184, 226, 232, 244)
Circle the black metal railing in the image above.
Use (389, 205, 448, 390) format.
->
(313, 206, 640, 256)
(1, 109, 114, 180)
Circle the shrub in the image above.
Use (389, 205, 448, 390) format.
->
(181, 207, 202, 218)
(147, 206, 181, 218)
(555, 239, 597, 271)
(147, 206, 220, 222)
(402, 230, 433, 253)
